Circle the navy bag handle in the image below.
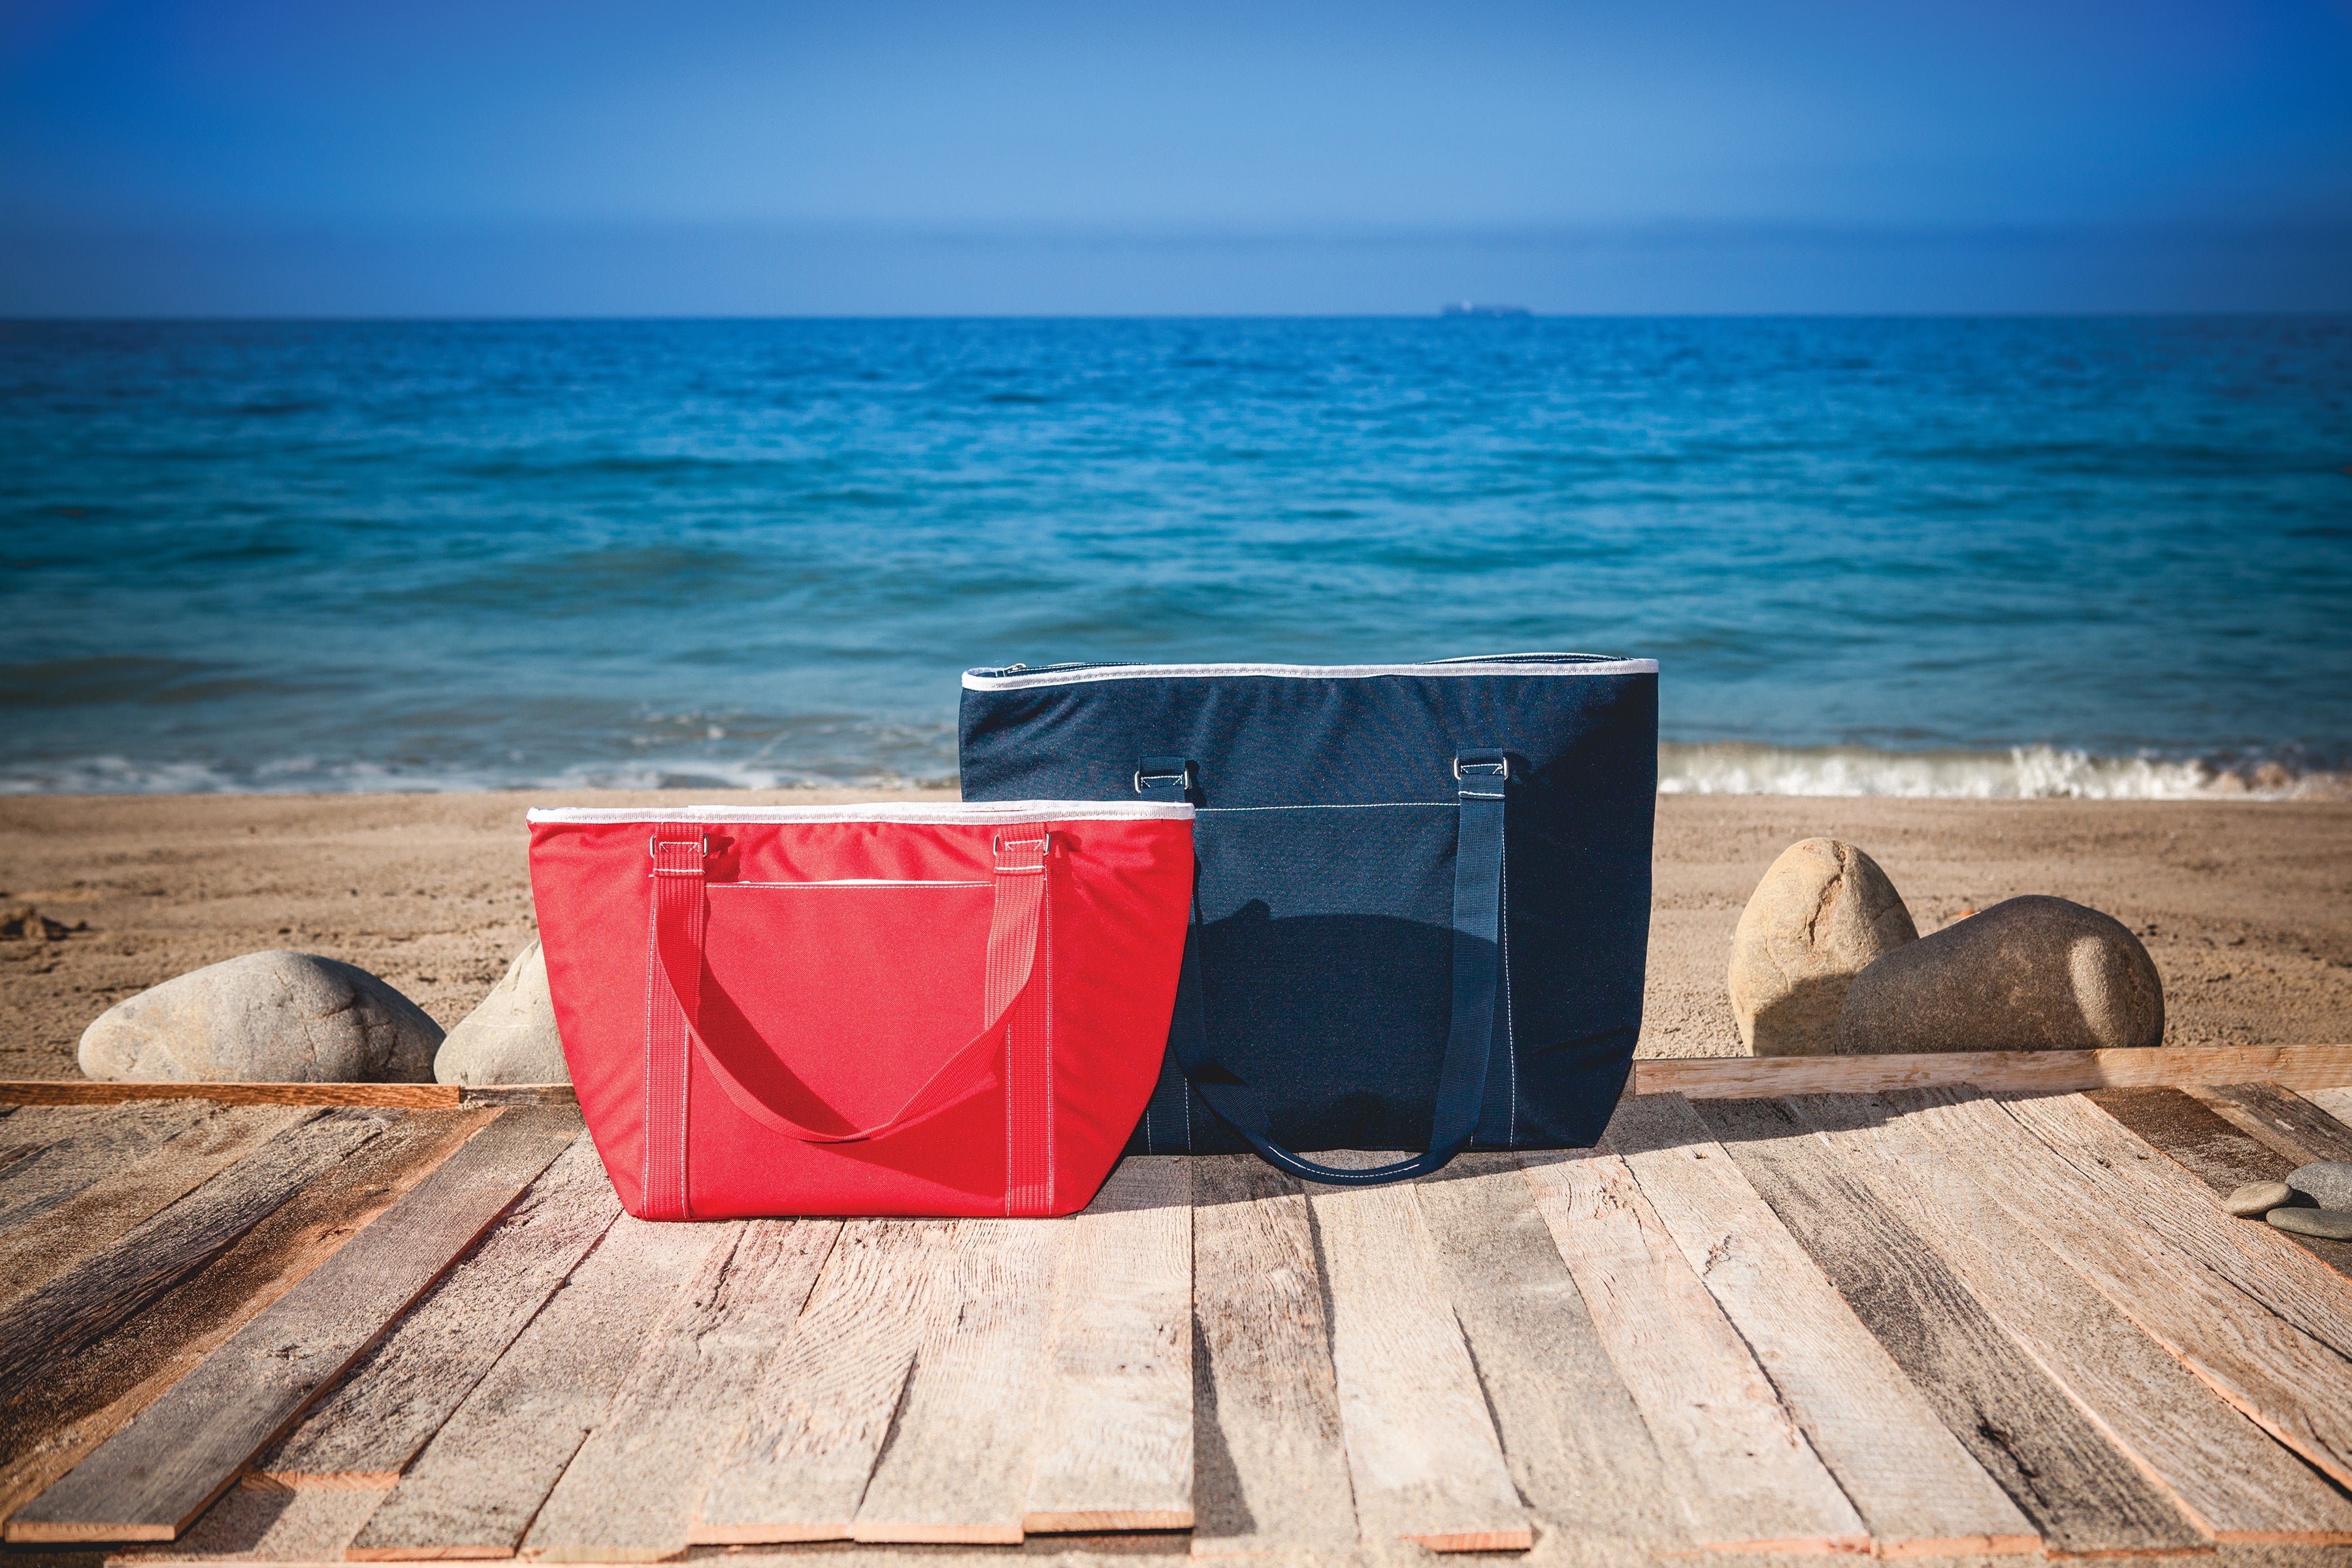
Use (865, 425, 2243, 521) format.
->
(1136, 749, 1509, 1187)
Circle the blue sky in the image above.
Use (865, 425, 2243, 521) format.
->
(4, 0, 2350, 314)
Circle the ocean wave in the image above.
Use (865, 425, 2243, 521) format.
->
(5, 741, 2344, 800)
(1658, 743, 2351, 800)
(0, 751, 956, 796)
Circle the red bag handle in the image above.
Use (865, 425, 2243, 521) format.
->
(649, 830, 1049, 1146)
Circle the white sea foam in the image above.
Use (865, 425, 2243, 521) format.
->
(3, 743, 2342, 800)
(1657, 743, 2349, 801)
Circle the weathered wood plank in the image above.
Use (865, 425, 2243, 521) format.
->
(1697, 1096, 2202, 1556)
(2088, 1086, 2352, 1279)
(1301, 1160, 1528, 1553)
(0, 1100, 221, 1232)
(690, 1218, 953, 1546)
(2004, 1091, 2352, 1354)
(0, 1107, 370, 1407)
(2189, 1082, 2352, 1167)
(2300, 1085, 2352, 1130)
(851, 1218, 1073, 1544)
(1793, 1090, 2352, 1546)
(9, 1107, 572, 1544)
(253, 1133, 621, 1490)
(120, 1482, 387, 1562)
(1022, 1158, 1194, 1536)
(0, 1082, 465, 1109)
(1888, 1086, 2352, 1491)
(2089, 1086, 2295, 1193)
(0, 1109, 479, 1529)
(0, 1105, 307, 1311)
(1186, 1155, 1357, 1559)
(347, 1209, 732, 1561)
(1632, 1042, 2352, 1100)
(1519, 1147, 1869, 1555)
(1606, 1094, 2034, 1557)
(521, 1218, 839, 1563)
(1412, 1154, 1690, 1558)
(0, 1083, 578, 1109)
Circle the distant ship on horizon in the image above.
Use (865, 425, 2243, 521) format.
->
(1440, 301, 1532, 317)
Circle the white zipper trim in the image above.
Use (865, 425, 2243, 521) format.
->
(962, 658, 1658, 691)
(527, 800, 1193, 825)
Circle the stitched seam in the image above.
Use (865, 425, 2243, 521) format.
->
(642, 877, 657, 1216)
(1043, 859, 1054, 1213)
(677, 870, 691, 1213)
(1197, 802, 1452, 813)
(1503, 828, 1516, 1145)
(710, 881, 990, 890)
(1004, 870, 1016, 1218)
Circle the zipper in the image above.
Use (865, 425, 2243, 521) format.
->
(973, 652, 1624, 678)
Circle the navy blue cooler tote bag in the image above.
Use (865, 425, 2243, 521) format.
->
(957, 653, 1658, 1186)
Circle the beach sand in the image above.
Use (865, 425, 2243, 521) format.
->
(1, 791, 2347, 1081)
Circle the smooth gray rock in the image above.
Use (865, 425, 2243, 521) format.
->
(2287, 1162, 2352, 1213)
(1833, 894, 2164, 1054)
(2267, 1207, 2352, 1241)
(2224, 1180, 2295, 1218)
(79, 949, 442, 1083)
(434, 938, 570, 1086)
(1728, 838, 1919, 1056)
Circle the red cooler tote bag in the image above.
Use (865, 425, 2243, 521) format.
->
(528, 801, 1196, 1218)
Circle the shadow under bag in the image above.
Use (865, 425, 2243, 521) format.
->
(958, 654, 1658, 1186)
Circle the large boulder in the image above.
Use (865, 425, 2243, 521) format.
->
(434, 938, 570, 1086)
(1728, 839, 1919, 1056)
(80, 950, 442, 1083)
(1834, 895, 2163, 1054)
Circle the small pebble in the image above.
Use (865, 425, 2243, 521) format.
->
(2266, 1207, 2352, 1242)
(2224, 1181, 2294, 1218)
(2286, 1162, 2352, 1212)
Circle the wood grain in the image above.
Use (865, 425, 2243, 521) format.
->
(851, 1218, 1073, 1544)
(691, 1219, 954, 1545)
(2300, 1085, 2352, 1130)
(1887, 1086, 2352, 1491)
(521, 1218, 839, 1563)
(1632, 1042, 2352, 1100)
(2189, 1082, 2352, 1167)
(1519, 1147, 1869, 1555)
(253, 1132, 621, 1489)
(0, 1106, 371, 1407)
(2002, 1091, 2352, 1354)
(1301, 1158, 1528, 1553)
(0, 1109, 480, 1529)
(0, 1082, 466, 1109)
(1187, 1154, 1356, 1558)
(1696, 1096, 2202, 1556)
(2087, 1086, 2352, 1279)
(1411, 1153, 1692, 1558)
(0, 1100, 221, 1232)
(1792, 1090, 2352, 1546)
(0, 1105, 306, 1310)
(8, 1106, 569, 1544)
(1605, 1094, 2034, 1557)
(1022, 1158, 1194, 1535)
(0, 1082, 577, 1109)
(347, 1209, 735, 1561)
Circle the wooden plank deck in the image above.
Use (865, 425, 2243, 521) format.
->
(2, 1045, 2351, 1565)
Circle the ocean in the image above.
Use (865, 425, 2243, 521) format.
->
(3, 316, 2347, 799)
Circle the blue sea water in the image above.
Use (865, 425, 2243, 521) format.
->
(2, 316, 2348, 798)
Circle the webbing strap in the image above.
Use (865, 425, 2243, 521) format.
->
(643, 828, 1054, 1218)
(645, 826, 708, 1220)
(1147, 750, 1510, 1188)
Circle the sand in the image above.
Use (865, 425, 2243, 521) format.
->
(1, 791, 2347, 1081)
